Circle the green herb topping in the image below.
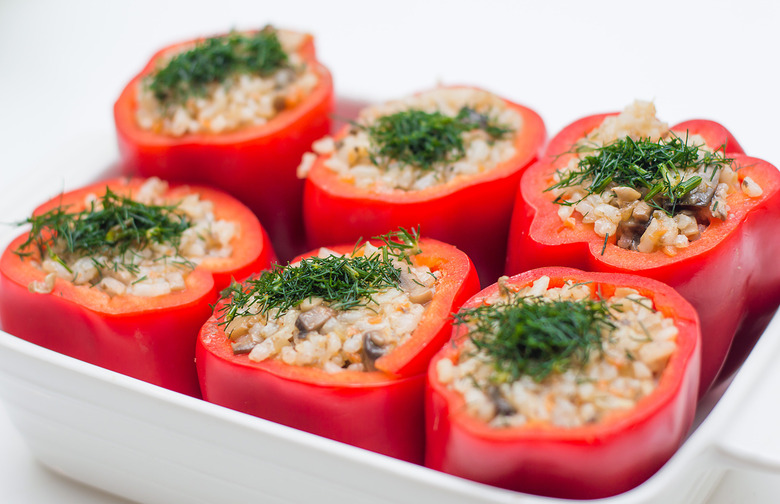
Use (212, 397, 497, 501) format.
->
(361, 106, 513, 171)
(148, 27, 289, 105)
(454, 294, 614, 382)
(548, 133, 732, 215)
(219, 228, 421, 324)
(16, 188, 191, 273)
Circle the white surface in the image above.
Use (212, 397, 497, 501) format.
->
(2, 299, 780, 504)
(1, 0, 779, 502)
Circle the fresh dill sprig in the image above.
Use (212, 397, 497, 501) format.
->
(361, 106, 513, 171)
(148, 26, 289, 105)
(376, 226, 422, 266)
(454, 295, 614, 382)
(16, 188, 192, 273)
(219, 228, 421, 324)
(547, 133, 732, 215)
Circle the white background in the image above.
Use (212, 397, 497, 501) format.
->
(1, 0, 779, 502)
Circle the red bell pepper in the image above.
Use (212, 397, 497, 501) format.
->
(196, 237, 479, 463)
(505, 113, 780, 396)
(0, 178, 275, 397)
(302, 87, 545, 285)
(425, 267, 701, 499)
(114, 30, 334, 261)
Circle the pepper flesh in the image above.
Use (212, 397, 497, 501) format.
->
(425, 267, 701, 499)
(114, 30, 334, 261)
(302, 87, 545, 285)
(196, 238, 479, 463)
(505, 114, 780, 396)
(0, 178, 276, 397)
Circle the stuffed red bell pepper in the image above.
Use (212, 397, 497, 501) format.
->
(196, 229, 479, 463)
(426, 267, 700, 499)
(505, 101, 780, 395)
(114, 26, 334, 261)
(299, 87, 545, 284)
(0, 177, 275, 397)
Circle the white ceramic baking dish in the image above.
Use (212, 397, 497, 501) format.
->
(1, 132, 780, 504)
(1, 299, 779, 504)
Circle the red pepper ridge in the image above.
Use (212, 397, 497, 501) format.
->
(114, 30, 334, 262)
(0, 177, 275, 397)
(302, 86, 546, 285)
(196, 237, 479, 463)
(506, 114, 780, 396)
(425, 267, 701, 499)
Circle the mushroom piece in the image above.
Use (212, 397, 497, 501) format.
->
(295, 305, 336, 333)
(225, 315, 254, 340)
(679, 181, 717, 208)
(273, 67, 296, 89)
(616, 213, 654, 250)
(612, 186, 642, 205)
(488, 385, 517, 417)
(272, 95, 287, 112)
(361, 331, 387, 372)
(458, 107, 491, 130)
(231, 334, 256, 355)
(397, 267, 434, 304)
(299, 296, 324, 311)
(631, 201, 653, 223)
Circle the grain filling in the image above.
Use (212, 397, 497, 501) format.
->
(220, 233, 439, 373)
(24, 178, 236, 298)
(438, 276, 678, 428)
(549, 101, 762, 255)
(299, 88, 522, 191)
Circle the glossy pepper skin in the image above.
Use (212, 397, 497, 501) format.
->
(505, 114, 780, 396)
(302, 88, 545, 285)
(114, 31, 334, 262)
(425, 267, 701, 499)
(0, 178, 276, 397)
(196, 238, 479, 463)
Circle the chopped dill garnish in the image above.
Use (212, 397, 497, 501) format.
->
(131, 275, 149, 285)
(548, 133, 732, 215)
(148, 26, 289, 105)
(454, 295, 614, 382)
(16, 188, 192, 273)
(219, 228, 421, 324)
(360, 106, 513, 171)
(377, 226, 422, 265)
